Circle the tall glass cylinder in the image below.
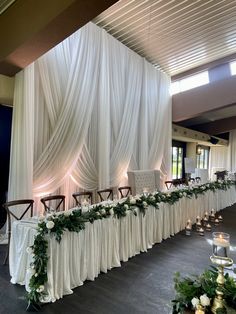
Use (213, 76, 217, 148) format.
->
(212, 232, 230, 258)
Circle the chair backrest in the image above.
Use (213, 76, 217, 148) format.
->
(97, 189, 113, 202)
(3, 199, 34, 221)
(195, 176, 201, 183)
(189, 178, 195, 183)
(165, 181, 173, 190)
(172, 179, 181, 187)
(40, 195, 65, 213)
(72, 191, 93, 206)
(118, 186, 132, 198)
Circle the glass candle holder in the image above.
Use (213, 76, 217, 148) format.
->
(212, 232, 230, 258)
(185, 223, 192, 236)
(203, 216, 208, 226)
(206, 223, 212, 231)
(214, 218, 219, 226)
(196, 221, 202, 231)
(218, 215, 223, 222)
(198, 227, 204, 236)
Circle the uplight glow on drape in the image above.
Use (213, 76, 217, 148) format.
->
(8, 22, 171, 214)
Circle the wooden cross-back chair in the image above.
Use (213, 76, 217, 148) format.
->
(189, 178, 195, 183)
(165, 181, 173, 190)
(3, 199, 34, 265)
(72, 191, 93, 206)
(97, 188, 113, 202)
(40, 195, 65, 214)
(195, 177, 201, 183)
(118, 186, 132, 198)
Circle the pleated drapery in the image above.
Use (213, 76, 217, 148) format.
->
(8, 22, 171, 215)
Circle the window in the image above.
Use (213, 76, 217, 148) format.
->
(196, 146, 209, 169)
(229, 61, 236, 75)
(172, 141, 186, 179)
(171, 71, 209, 95)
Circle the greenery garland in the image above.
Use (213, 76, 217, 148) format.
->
(172, 267, 236, 313)
(26, 180, 236, 307)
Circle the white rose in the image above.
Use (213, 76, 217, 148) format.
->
(34, 273, 38, 277)
(101, 209, 106, 215)
(109, 208, 114, 215)
(179, 192, 183, 197)
(26, 246, 33, 254)
(183, 192, 187, 197)
(36, 285, 44, 293)
(46, 221, 55, 229)
(200, 294, 210, 307)
(124, 204, 129, 210)
(133, 208, 137, 214)
(143, 201, 148, 207)
(27, 267, 36, 276)
(96, 212, 100, 217)
(191, 297, 200, 308)
(130, 198, 136, 205)
(64, 210, 71, 216)
(150, 196, 155, 201)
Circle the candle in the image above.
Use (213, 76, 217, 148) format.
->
(185, 223, 192, 236)
(206, 223, 212, 231)
(212, 232, 230, 258)
(196, 220, 201, 232)
(196, 215, 201, 221)
(198, 227, 204, 236)
(195, 304, 205, 314)
(218, 215, 223, 222)
(203, 216, 208, 226)
(214, 218, 219, 226)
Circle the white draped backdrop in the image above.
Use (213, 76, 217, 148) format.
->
(209, 129, 236, 180)
(8, 22, 171, 215)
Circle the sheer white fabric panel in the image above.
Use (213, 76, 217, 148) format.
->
(229, 130, 236, 172)
(209, 146, 229, 180)
(8, 22, 171, 215)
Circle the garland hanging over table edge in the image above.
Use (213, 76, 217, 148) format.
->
(25, 180, 236, 309)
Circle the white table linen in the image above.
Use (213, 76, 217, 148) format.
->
(10, 186, 236, 303)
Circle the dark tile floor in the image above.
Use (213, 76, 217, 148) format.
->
(1, 205, 236, 314)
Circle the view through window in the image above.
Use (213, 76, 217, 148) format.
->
(172, 141, 186, 179)
(196, 146, 210, 169)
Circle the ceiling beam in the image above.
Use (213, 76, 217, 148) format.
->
(0, 0, 118, 76)
(193, 116, 236, 135)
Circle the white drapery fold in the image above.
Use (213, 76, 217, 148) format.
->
(209, 146, 229, 180)
(229, 129, 236, 172)
(8, 22, 171, 214)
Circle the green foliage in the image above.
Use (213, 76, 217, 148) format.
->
(172, 266, 236, 313)
(27, 180, 235, 306)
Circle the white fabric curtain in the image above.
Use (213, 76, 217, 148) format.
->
(209, 146, 229, 180)
(8, 22, 171, 215)
(229, 129, 236, 172)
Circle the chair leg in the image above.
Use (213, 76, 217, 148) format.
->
(3, 244, 9, 265)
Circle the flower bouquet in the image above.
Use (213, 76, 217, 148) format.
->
(172, 267, 236, 313)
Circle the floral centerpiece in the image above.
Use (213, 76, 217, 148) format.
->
(172, 267, 236, 313)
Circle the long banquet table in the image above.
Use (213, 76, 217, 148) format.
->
(9, 185, 236, 303)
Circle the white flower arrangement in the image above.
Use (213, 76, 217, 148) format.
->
(100, 208, 106, 215)
(124, 204, 129, 210)
(27, 267, 36, 276)
(150, 195, 155, 201)
(46, 221, 55, 230)
(183, 192, 187, 197)
(191, 294, 210, 309)
(130, 198, 136, 204)
(26, 246, 33, 254)
(109, 208, 114, 215)
(200, 294, 210, 307)
(36, 285, 44, 293)
(64, 210, 72, 217)
(142, 201, 148, 207)
(191, 297, 199, 308)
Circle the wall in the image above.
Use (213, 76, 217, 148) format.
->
(0, 74, 14, 105)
